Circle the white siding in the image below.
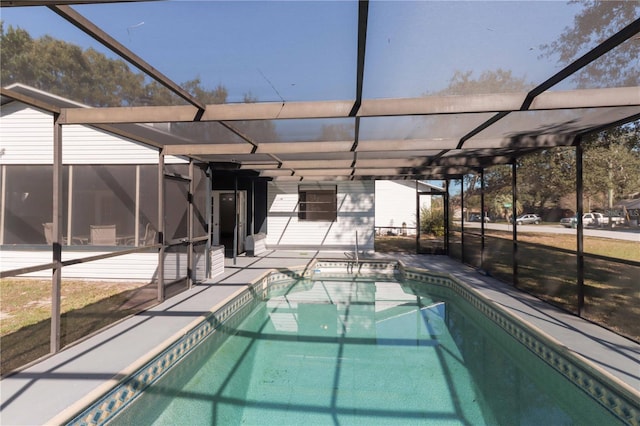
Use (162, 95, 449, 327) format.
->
(1, 249, 215, 282)
(209, 246, 225, 279)
(266, 181, 374, 250)
(0, 250, 158, 280)
(375, 180, 433, 233)
(0, 103, 185, 165)
(0, 103, 53, 164)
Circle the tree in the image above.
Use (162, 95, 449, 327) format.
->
(420, 202, 445, 237)
(583, 125, 640, 209)
(540, 1, 640, 88)
(0, 23, 229, 107)
(320, 123, 354, 141)
(432, 69, 533, 96)
(183, 78, 227, 105)
(516, 147, 576, 212)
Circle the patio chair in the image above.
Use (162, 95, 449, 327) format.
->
(143, 226, 157, 246)
(90, 224, 117, 245)
(42, 222, 67, 245)
(125, 223, 157, 246)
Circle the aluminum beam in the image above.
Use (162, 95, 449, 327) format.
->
(163, 144, 254, 156)
(1, 0, 151, 6)
(55, 87, 640, 125)
(1, 88, 61, 114)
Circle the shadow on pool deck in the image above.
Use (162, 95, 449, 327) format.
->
(0, 250, 638, 425)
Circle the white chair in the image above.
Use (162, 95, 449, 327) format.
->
(125, 223, 156, 246)
(42, 222, 67, 245)
(90, 224, 116, 245)
(143, 226, 157, 246)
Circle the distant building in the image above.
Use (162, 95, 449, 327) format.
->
(375, 180, 444, 235)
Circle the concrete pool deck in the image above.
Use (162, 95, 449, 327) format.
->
(1, 250, 638, 425)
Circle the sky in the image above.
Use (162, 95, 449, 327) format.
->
(2, 1, 585, 103)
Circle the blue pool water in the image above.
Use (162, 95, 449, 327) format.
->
(108, 275, 620, 425)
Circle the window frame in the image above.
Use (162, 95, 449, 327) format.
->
(298, 185, 337, 222)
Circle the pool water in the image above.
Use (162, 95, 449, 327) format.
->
(110, 276, 619, 425)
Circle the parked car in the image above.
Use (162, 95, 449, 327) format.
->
(560, 212, 624, 228)
(469, 214, 490, 222)
(560, 215, 578, 228)
(514, 214, 541, 225)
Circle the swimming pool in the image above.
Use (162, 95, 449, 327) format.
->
(68, 261, 638, 425)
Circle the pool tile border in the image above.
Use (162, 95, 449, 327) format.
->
(66, 261, 639, 426)
(399, 263, 640, 426)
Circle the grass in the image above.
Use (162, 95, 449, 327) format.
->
(377, 230, 640, 261)
(375, 234, 445, 254)
(2, 230, 637, 373)
(486, 229, 640, 262)
(377, 231, 640, 342)
(0, 278, 157, 375)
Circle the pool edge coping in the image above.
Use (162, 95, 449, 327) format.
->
(398, 260, 640, 424)
(45, 267, 281, 426)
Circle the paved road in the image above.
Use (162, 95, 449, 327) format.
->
(461, 222, 640, 242)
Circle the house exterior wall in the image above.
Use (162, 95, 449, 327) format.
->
(0, 250, 159, 280)
(0, 101, 195, 281)
(265, 180, 375, 250)
(0, 249, 207, 283)
(375, 180, 433, 234)
(0, 103, 185, 165)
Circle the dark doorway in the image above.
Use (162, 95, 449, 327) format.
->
(220, 193, 235, 256)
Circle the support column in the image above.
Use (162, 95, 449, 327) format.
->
(0, 166, 5, 244)
(206, 165, 213, 277)
(250, 178, 255, 236)
(67, 165, 74, 246)
(51, 114, 63, 353)
(512, 162, 518, 287)
(460, 177, 465, 264)
(576, 137, 585, 314)
(444, 179, 450, 255)
(134, 165, 140, 246)
(480, 168, 485, 271)
(188, 160, 194, 288)
(157, 152, 165, 302)
(415, 180, 420, 254)
(233, 175, 238, 265)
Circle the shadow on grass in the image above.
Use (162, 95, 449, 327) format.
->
(375, 235, 445, 254)
(1, 283, 160, 376)
(466, 232, 639, 342)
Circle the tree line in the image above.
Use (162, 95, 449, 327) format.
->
(458, 123, 640, 222)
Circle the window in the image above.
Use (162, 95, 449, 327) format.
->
(298, 185, 337, 221)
